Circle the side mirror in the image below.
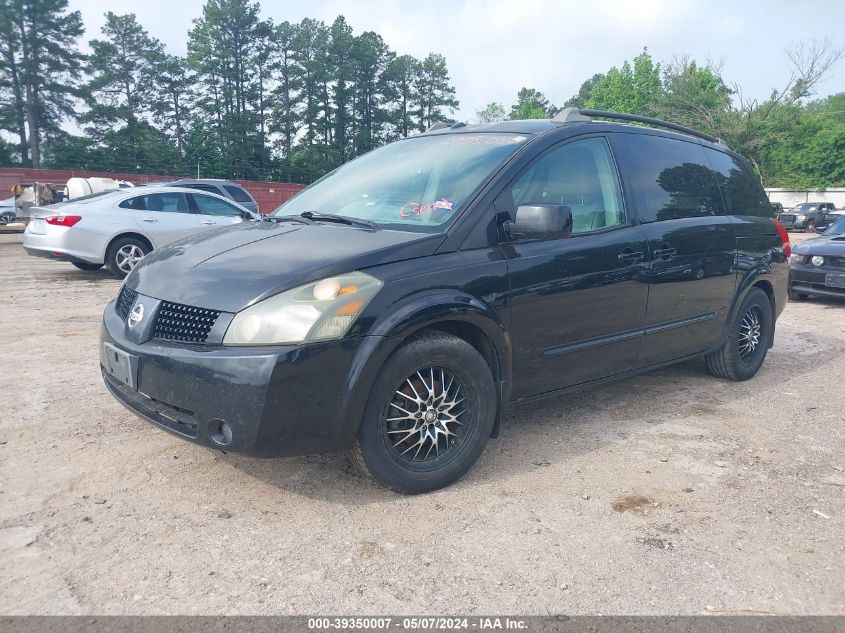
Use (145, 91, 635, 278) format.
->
(506, 204, 572, 241)
(815, 226, 827, 234)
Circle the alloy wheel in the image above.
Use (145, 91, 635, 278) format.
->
(383, 366, 471, 466)
(738, 306, 764, 364)
(115, 244, 145, 273)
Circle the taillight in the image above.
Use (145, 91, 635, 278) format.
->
(771, 219, 791, 257)
(45, 215, 82, 227)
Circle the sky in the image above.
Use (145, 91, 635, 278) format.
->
(68, 0, 845, 121)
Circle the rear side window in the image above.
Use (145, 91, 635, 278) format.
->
(223, 185, 253, 203)
(119, 193, 190, 213)
(703, 148, 772, 217)
(181, 183, 222, 195)
(611, 133, 724, 222)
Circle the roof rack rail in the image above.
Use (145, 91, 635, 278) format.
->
(427, 121, 450, 132)
(552, 107, 724, 145)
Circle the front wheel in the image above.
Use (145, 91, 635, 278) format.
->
(806, 222, 816, 233)
(705, 288, 773, 381)
(352, 332, 497, 494)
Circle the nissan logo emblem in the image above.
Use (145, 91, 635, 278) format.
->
(128, 303, 144, 329)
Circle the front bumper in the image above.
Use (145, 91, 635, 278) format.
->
(100, 297, 376, 457)
(789, 265, 845, 298)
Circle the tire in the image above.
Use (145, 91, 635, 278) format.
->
(105, 236, 149, 278)
(806, 222, 816, 233)
(705, 288, 773, 381)
(352, 331, 497, 494)
(72, 261, 102, 271)
(0, 212, 14, 226)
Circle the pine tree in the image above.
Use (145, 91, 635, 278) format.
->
(415, 53, 458, 131)
(2, 0, 84, 167)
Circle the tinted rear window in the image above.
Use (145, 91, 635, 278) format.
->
(223, 185, 253, 203)
(704, 148, 772, 217)
(181, 183, 221, 194)
(611, 133, 724, 223)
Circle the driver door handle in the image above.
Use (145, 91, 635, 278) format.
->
(141, 217, 157, 223)
(201, 220, 214, 225)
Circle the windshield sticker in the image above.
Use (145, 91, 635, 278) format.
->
(400, 199, 456, 219)
(443, 135, 525, 146)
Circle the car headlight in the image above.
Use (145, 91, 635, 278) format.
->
(223, 271, 383, 345)
(789, 254, 802, 264)
(795, 214, 806, 221)
(811, 255, 824, 267)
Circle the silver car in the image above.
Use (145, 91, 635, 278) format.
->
(23, 186, 258, 277)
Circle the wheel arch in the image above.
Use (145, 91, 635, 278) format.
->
(106, 231, 154, 256)
(342, 291, 512, 445)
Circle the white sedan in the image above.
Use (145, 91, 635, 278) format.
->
(23, 186, 259, 277)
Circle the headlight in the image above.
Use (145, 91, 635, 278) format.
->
(223, 271, 382, 345)
(811, 255, 824, 267)
(789, 254, 802, 264)
(795, 214, 806, 221)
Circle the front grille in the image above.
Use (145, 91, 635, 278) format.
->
(827, 256, 845, 269)
(116, 286, 137, 321)
(778, 214, 796, 223)
(152, 301, 220, 344)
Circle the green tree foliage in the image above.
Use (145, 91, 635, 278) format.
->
(82, 12, 171, 172)
(476, 102, 506, 123)
(587, 48, 662, 116)
(0, 0, 84, 167)
(509, 88, 555, 119)
(563, 73, 604, 109)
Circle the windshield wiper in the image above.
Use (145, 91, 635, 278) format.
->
(300, 211, 378, 231)
(263, 214, 314, 225)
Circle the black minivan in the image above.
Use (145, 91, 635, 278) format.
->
(101, 109, 789, 493)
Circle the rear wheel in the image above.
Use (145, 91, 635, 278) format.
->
(352, 332, 497, 494)
(0, 212, 14, 226)
(705, 288, 773, 381)
(71, 261, 102, 271)
(106, 236, 149, 278)
(806, 221, 816, 233)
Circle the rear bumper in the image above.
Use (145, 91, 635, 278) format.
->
(23, 225, 106, 264)
(100, 298, 378, 457)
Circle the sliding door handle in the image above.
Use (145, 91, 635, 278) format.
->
(653, 247, 677, 259)
(618, 250, 644, 262)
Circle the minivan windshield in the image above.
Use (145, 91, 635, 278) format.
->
(272, 133, 529, 232)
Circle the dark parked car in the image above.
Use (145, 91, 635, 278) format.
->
(816, 206, 845, 232)
(789, 216, 845, 300)
(778, 202, 836, 232)
(147, 179, 259, 214)
(100, 109, 789, 493)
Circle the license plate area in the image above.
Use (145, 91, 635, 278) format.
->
(29, 219, 46, 235)
(102, 343, 137, 389)
(825, 273, 845, 288)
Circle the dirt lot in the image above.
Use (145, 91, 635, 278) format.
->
(0, 231, 842, 615)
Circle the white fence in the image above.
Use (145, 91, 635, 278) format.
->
(765, 188, 845, 208)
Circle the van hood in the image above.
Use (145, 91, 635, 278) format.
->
(126, 220, 445, 312)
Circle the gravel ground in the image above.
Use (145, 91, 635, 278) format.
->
(0, 232, 842, 616)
